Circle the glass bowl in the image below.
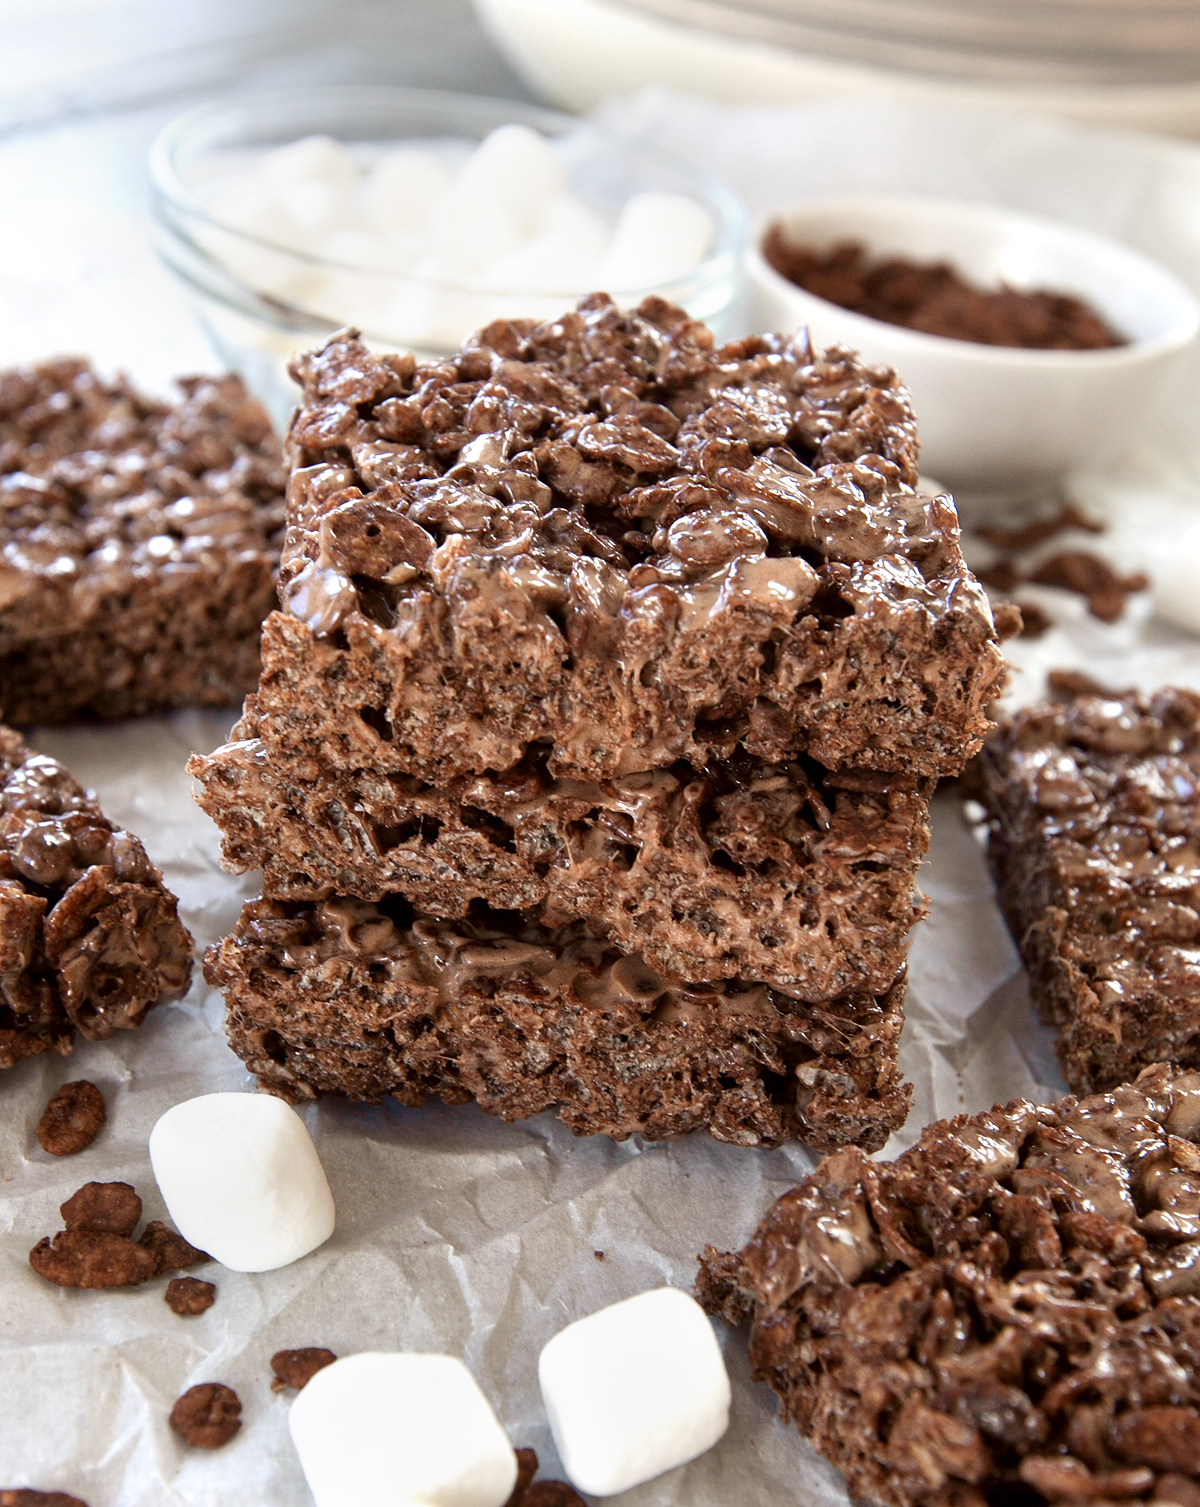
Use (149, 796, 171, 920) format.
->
(149, 85, 748, 426)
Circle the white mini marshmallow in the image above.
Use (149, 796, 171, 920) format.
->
(148, 1093, 335, 1272)
(599, 191, 714, 291)
(288, 1353, 518, 1507)
(538, 1286, 731, 1497)
(363, 148, 452, 233)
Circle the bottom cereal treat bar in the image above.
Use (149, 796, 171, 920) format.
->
(698, 1062, 1200, 1507)
(976, 682, 1200, 1095)
(0, 726, 192, 1066)
(205, 897, 911, 1151)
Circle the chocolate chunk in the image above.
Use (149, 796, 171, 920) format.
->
(60, 1181, 140, 1236)
(0, 726, 193, 1069)
(700, 1061, 1200, 1507)
(35, 1080, 105, 1155)
(0, 1493, 90, 1506)
(977, 682, 1200, 1093)
(164, 1277, 216, 1316)
(764, 231, 1124, 351)
(269, 1348, 337, 1392)
(0, 360, 284, 726)
(503, 1447, 538, 1507)
(168, 1382, 242, 1449)
(29, 1230, 156, 1289)
(138, 1220, 209, 1275)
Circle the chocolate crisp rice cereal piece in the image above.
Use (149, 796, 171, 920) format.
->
(169, 1383, 242, 1449)
(976, 684, 1200, 1094)
(165, 1277, 216, 1315)
(0, 726, 193, 1067)
(502, 1449, 586, 1507)
(697, 1062, 1200, 1507)
(60, 1181, 140, 1236)
(270, 1348, 337, 1392)
(0, 359, 285, 724)
(193, 728, 931, 1001)
(30, 1178, 155, 1289)
(138, 1219, 209, 1275)
(206, 898, 911, 1151)
(230, 297, 1002, 788)
(35, 1079, 105, 1155)
(0, 1492, 90, 1506)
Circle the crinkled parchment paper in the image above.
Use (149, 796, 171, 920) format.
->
(3, 90, 1200, 1507)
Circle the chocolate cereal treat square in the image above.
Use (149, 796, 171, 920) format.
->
(698, 1062, 1200, 1507)
(0, 358, 284, 724)
(192, 719, 931, 1002)
(976, 682, 1200, 1095)
(206, 897, 912, 1152)
(0, 726, 192, 1066)
(245, 295, 1003, 790)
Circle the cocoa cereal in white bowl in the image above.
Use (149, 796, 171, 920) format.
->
(747, 194, 1199, 494)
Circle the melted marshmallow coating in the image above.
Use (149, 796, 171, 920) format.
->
(978, 685, 1200, 1095)
(698, 1061, 1200, 1507)
(0, 725, 193, 1067)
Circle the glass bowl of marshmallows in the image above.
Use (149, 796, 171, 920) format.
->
(150, 85, 747, 422)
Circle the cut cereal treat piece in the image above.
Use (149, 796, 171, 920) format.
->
(696, 1061, 1200, 1507)
(60, 1181, 141, 1236)
(148, 1093, 335, 1273)
(0, 359, 286, 724)
(35, 1080, 105, 1155)
(538, 1288, 730, 1498)
(138, 1220, 210, 1275)
(270, 1348, 338, 1393)
(169, 1383, 242, 1449)
(288, 1353, 517, 1507)
(192, 726, 931, 1001)
(975, 682, 1200, 1094)
(29, 1229, 156, 1289)
(0, 727, 193, 1068)
(206, 898, 912, 1152)
(165, 1277, 216, 1316)
(242, 297, 1003, 789)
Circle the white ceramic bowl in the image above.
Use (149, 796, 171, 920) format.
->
(747, 194, 1200, 492)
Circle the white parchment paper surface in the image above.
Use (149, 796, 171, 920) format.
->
(3, 91, 1200, 1506)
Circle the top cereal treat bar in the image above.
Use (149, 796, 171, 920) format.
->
(250, 295, 1004, 785)
(0, 358, 285, 724)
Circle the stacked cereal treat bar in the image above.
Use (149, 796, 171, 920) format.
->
(0, 358, 285, 723)
(975, 677, 1200, 1095)
(698, 1062, 1200, 1507)
(0, 726, 192, 1067)
(194, 294, 1007, 1150)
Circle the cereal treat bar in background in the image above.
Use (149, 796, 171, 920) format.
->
(0, 726, 193, 1066)
(975, 680, 1200, 1095)
(205, 897, 912, 1151)
(192, 725, 931, 1003)
(0, 358, 285, 724)
(698, 1062, 1200, 1507)
(244, 295, 1004, 788)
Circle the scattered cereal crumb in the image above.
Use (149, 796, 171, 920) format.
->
(35, 1081, 105, 1156)
(0, 1492, 90, 1506)
(29, 1230, 156, 1289)
(270, 1348, 337, 1392)
(165, 1278, 216, 1316)
(60, 1182, 140, 1237)
(169, 1383, 242, 1449)
(138, 1220, 209, 1276)
(503, 1448, 538, 1506)
(593, 1250, 605, 1261)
